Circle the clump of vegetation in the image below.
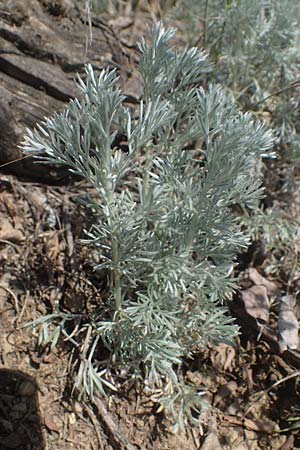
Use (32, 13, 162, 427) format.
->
(172, 0, 300, 163)
(171, 0, 300, 278)
(22, 23, 273, 429)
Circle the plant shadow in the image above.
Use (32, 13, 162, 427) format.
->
(0, 368, 44, 450)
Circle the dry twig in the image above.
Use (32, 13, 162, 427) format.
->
(243, 370, 300, 417)
(83, 402, 105, 450)
(93, 396, 138, 450)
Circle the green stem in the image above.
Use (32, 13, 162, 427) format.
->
(105, 178, 122, 312)
(111, 236, 122, 311)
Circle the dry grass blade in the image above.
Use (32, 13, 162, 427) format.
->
(0, 284, 19, 314)
(243, 371, 300, 418)
(278, 295, 299, 352)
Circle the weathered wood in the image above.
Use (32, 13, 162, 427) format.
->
(0, 0, 135, 181)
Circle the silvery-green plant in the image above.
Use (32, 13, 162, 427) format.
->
(170, 0, 300, 281)
(172, 0, 300, 166)
(21, 22, 273, 429)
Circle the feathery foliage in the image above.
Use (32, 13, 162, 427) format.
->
(170, 0, 300, 279)
(172, 0, 300, 165)
(22, 22, 273, 429)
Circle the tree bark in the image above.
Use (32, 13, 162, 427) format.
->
(0, 0, 135, 181)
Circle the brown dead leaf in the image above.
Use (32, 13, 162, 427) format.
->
(44, 413, 61, 434)
(210, 343, 236, 372)
(44, 230, 60, 263)
(200, 416, 222, 450)
(0, 192, 17, 214)
(222, 415, 277, 434)
(0, 218, 24, 243)
(0, 273, 10, 307)
(278, 295, 299, 352)
(248, 268, 280, 297)
(241, 285, 269, 323)
(243, 417, 278, 434)
(26, 189, 48, 210)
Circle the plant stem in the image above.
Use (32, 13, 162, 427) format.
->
(111, 236, 122, 311)
(105, 176, 122, 312)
